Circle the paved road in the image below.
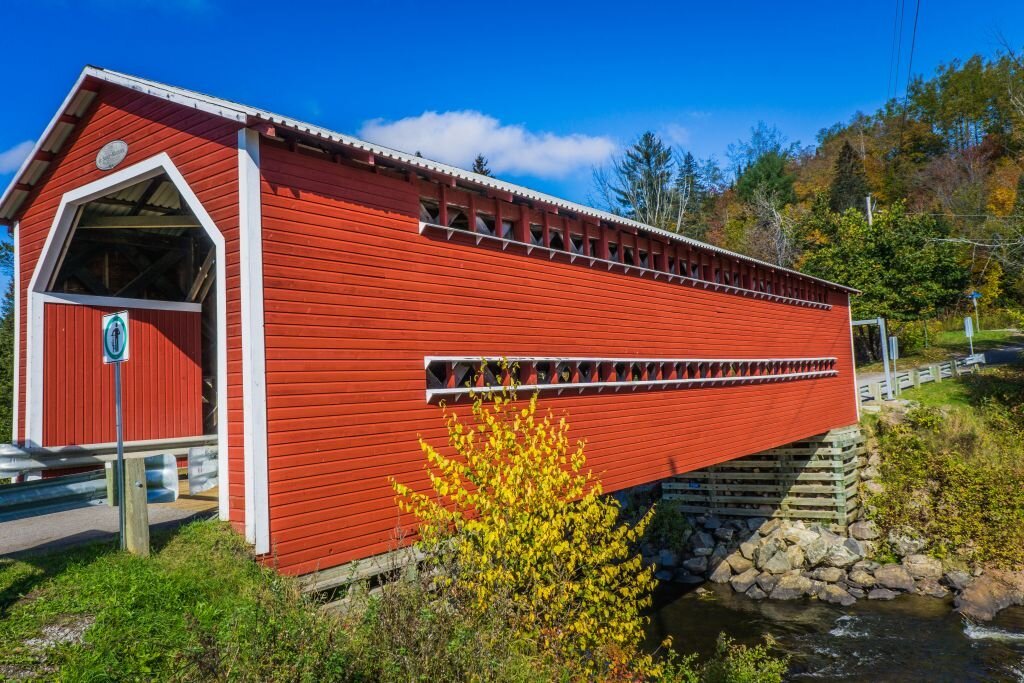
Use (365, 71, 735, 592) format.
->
(0, 486, 219, 557)
(856, 345, 1023, 389)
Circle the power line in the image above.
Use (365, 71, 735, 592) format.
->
(896, 0, 922, 151)
(893, 0, 907, 100)
(887, 0, 903, 100)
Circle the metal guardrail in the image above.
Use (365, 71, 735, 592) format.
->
(0, 435, 217, 474)
(0, 454, 181, 522)
(858, 354, 985, 402)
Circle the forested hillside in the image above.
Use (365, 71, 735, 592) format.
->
(593, 50, 1024, 351)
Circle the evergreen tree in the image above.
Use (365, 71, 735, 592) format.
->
(605, 131, 676, 227)
(735, 151, 795, 205)
(471, 154, 492, 176)
(828, 140, 870, 213)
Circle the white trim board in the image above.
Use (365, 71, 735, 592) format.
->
(11, 221, 19, 444)
(24, 152, 231, 522)
(38, 293, 202, 313)
(238, 128, 270, 554)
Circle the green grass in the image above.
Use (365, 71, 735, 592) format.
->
(896, 375, 973, 408)
(857, 328, 1022, 373)
(0, 520, 790, 681)
(0, 522, 349, 681)
(866, 362, 1024, 567)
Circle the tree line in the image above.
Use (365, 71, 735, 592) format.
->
(589, 49, 1024, 350)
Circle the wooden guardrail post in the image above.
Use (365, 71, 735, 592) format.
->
(931, 364, 942, 383)
(869, 382, 882, 401)
(911, 369, 921, 389)
(123, 458, 150, 557)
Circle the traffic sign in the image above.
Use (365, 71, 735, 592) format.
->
(102, 311, 130, 364)
(964, 316, 974, 338)
(968, 291, 983, 300)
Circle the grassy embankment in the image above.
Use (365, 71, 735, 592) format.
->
(0, 519, 786, 682)
(856, 327, 1023, 374)
(865, 359, 1024, 568)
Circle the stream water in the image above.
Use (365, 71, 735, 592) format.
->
(650, 583, 1024, 682)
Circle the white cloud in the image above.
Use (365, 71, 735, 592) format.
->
(661, 124, 691, 147)
(0, 140, 34, 174)
(358, 111, 615, 179)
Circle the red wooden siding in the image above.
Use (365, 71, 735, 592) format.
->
(42, 303, 202, 446)
(12, 81, 245, 528)
(259, 143, 859, 575)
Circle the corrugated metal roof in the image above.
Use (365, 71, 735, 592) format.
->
(0, 66, 858, 293)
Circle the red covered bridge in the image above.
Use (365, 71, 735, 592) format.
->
(0, 68, 859, 575)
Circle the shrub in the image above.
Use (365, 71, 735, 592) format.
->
(393, 381, 657, 675)
(869, 398, 1024, 567)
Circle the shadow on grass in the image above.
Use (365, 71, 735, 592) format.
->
(0, 519, 201, 619)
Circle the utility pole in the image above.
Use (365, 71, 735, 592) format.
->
(866, 194, 874, 226)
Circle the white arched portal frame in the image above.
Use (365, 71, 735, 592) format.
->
(25, 152, 230, 521)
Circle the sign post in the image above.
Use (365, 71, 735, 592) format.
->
(888, 335, 899, 394)
(964, 315, 975, 357)
(102, 311, 131, 551)
(968, 291, 982, 333)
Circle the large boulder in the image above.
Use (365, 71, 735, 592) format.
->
(726, 552, 753, 574)
(746, 517, 767, 531)
(759, 519, 783, 536)
(770, 574, 814, 600)
(739, 541, 758, 562)
(709, 544, 730, 568)
(702, 515, 722, 530)
(848, 520, 880, 541)
(658, 549, 679, 568)
(803, 538, 831, 567)
(690, 531, 715, 556)
(874, 564, 916, 592)
(746, 585, 768, 600)
(887, 527, 927, 557)
(682, 556, 708, 574)
(730, 567, 760, 593)
(825, 541, 862, 568)
(755, 538, 786, 570)
(708, 561, 733, 584)
(821, 584, 857, 606)
(902, 554, 943, 581)
(761, 549, 793, 575)
(812, 567, 846, 583)
(714, 527, 735, 543)
(847, 569, 876, 589)
(756, 573, 780, 593)
(943, 570, 973, 592)
(868, 587, 898, 600)
(782, 526, 820, 546)
(785, 545, 805, 570)
(955, 570, 1024, 621)
(915, 578, 949, 598)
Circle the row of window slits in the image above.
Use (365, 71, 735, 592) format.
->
(420, 199, 829, 305)
(425, 358, 838, 393)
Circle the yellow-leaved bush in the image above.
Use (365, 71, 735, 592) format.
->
(392, 380, 657, 674)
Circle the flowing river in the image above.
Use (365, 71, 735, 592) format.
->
(650, 583, 1024, 682)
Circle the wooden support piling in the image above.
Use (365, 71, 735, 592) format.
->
(123, 458, 150, 557)
(662, 426, 866, 532)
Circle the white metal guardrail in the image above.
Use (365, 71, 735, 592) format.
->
(858, 354, 985, 402)
(0, 454, 182, 522)
(0, 435, 217, 474)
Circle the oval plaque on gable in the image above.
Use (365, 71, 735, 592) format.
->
(96, 140, 128, 171)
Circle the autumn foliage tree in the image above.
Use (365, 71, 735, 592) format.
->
(393, 380, 657, 675)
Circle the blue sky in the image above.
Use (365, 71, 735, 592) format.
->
(4, 0, 1024, 205)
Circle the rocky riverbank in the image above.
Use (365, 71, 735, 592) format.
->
(644, 513, 1024, 621)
